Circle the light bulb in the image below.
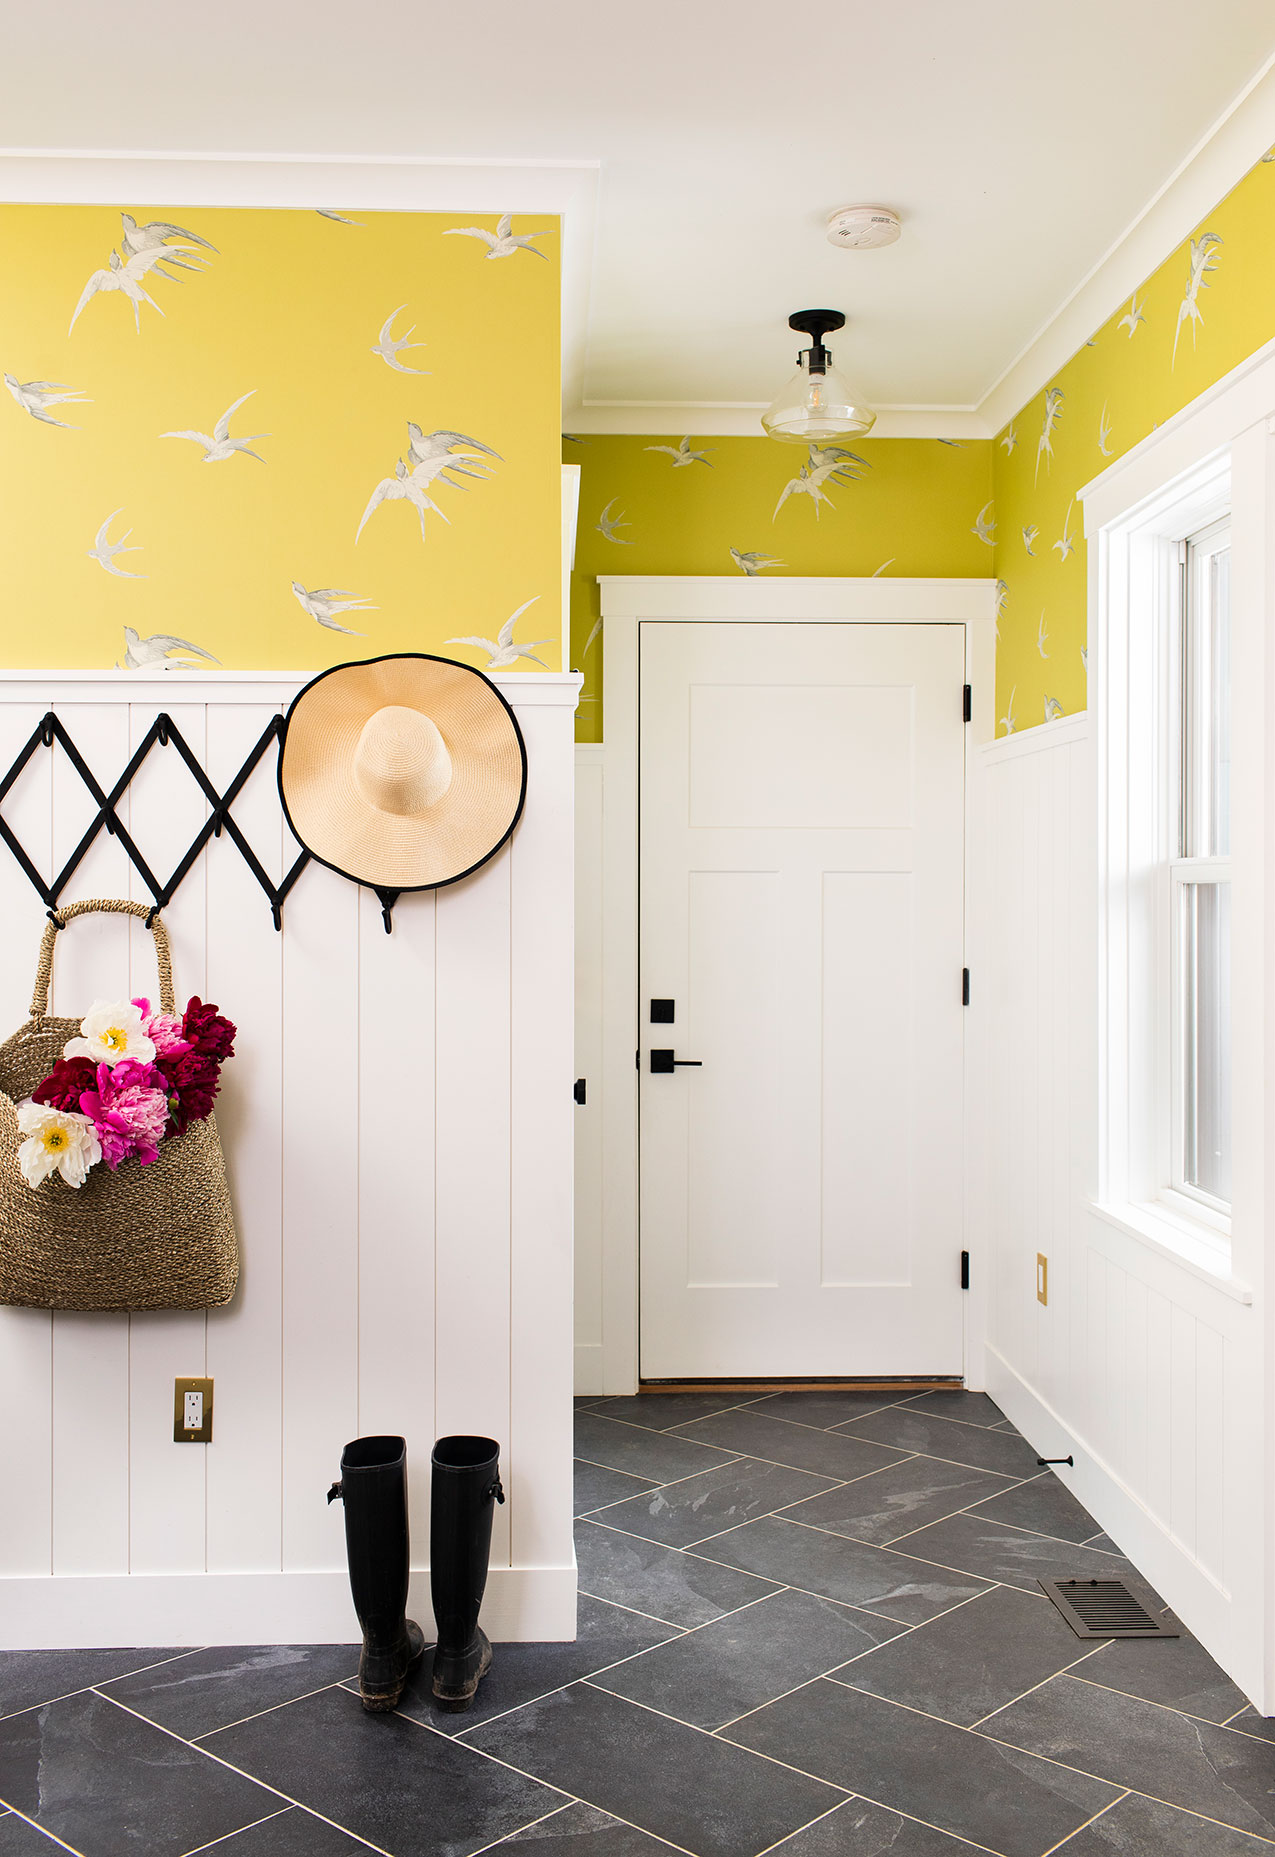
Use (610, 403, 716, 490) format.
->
(762, 348, 875, 444)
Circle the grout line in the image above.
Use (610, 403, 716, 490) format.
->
(573, 1584, 699, 1631)
(575, 1454, 756, 1504)
(179, 1805, 295, 1856)
(812, 1790, 1008, 1857)
(965, 1643, 1111, 1729)
(677, 1537, 939, 1628)
(0, 1801, 86, 1855)
(187, 1678, 359, 1742)
(1062, 1667, 1266, 1731)
(585, 1395, 781, 1434)
(570, 1450, 742, 1483)
(463, 1802, 579, 1857)
(0, 1649, 212, 1725)
(1037, 1793, 1130, 1857)
(879, 1478, 1086, 1550)
(747, 1798, 851, 1857)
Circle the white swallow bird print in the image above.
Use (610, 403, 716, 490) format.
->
(806, 442, 868, 482)
(1098, 404, 1114, 456)
(971, 500, 996, 546)
(316, 210, 364, 225)
(994, 579, 1008, 637)
(4, 375, 91, 428)
(1044, 695, 1064, 722)
(443, 213, 551, 261)
(1022, 525, 1039, 555)
(356, 459, 450, 542)
(69, 245, 194, 335)
(1173, 232, 1223, 369)
(119, 214, 216, 275)
(163, 390, 268, 463)
(1052, 499, 1077, 562)
(871, 559, 896, 577)
(1000, 423, 1018, 456)
(371, 306, 428, 375)
(646, 436, 713, 468)
(596, 498, 633, 544)
(1118, 290, 1146, 338)
(774, 461, 839, 521)
(730, 548, 785, 575)
(583, 616, 603, 656)
(119, 627, 219, 669)
(999, 686, 1017, 737)
(406, 425, 501, 483)
(1035, 387, 1064, 485)
(448, 596, 555, 668)
(1037, 612, 1050, 658)
(1080, 645, 1089, 672)
(87, 509, 144, 578)
(291, 582, 377, 633)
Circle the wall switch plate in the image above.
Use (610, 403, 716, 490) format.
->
(174, 1377, 213, 1443)
(1036, 1254, 1048, 1306)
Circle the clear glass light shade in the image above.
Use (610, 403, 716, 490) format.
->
(761, 351, 876, 443)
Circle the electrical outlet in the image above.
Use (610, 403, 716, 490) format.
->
(1036, 1254, 1049, 1306)
(174, 1377, 213, 1443)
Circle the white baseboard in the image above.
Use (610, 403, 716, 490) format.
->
(0, 1564, 578, 1650)
(574, 1342, 605, 1395)
(984, 1344, 1259, 1708)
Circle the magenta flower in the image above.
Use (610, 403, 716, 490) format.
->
(79, 1059, 170, 1170)
(132, 998, 193, 1059)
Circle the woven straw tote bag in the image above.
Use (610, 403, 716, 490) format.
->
(0, 900, 238, 1311)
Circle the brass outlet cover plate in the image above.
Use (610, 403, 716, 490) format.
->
(174, 1376, 214, 1443)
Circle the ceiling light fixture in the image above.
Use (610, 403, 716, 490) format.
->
(761, 310, 876, 444)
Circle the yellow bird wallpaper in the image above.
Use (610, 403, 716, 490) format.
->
(0, 205, 561, 673)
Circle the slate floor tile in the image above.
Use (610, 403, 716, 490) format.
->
(0, 1689, 281, 1857)
(896, 1512, 1145, 1594)
(468, 1681, 844, 1857)
(835, 1408, 1042, 1479)
(190, 1806, 374, 1852)
(1228, 1707, 1275, 1745)
(589, 1394, 748, 1431)
(1077, 1621, 1249, 1723)
(966, 1472, 1103, 1547)
(767, 1797, 998, 1856)
(983, 1672, 1275, 1837)
(394, 1594, 677, 1734)
(102, 1643, 357, 1738)
(834, 1584, 1095, 1726)
(1046, 1790, 1275, 1856)
(723, 1679, 1120, 1857)
(575, 1460, 657, 1517)
(0, 1646, 194, 1721)
(590, 1586, 902, 1730)
(574, 1520, 780, 1629)
(785, 1456, 1016, 1548)
(574, 1414, 737, 1483)
(495, 1800, 686, 1856)
(0, 1810, 86, 1853)
(205, 1684, 563, 1857)
(745, 1391, 906, 1431)
(592, 1457, 838, 1549)
(1083, 1533, 1120, 1553)
(693, 1517, 991, 1624)
(672, 1408, 909, 1482)
(897, 1392, 1009, 1430)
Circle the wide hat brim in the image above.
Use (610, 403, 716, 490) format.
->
(278, 654, 527, 892)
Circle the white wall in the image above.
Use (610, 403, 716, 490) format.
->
(971, 714, 1268, 1709)
(0, 670, 578, 1649)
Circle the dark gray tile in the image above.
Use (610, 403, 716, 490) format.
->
(591, 1587, 902, 1730)
(103, 1643, 357, 1738)
(590, 1394, 747, 1431)
(468, 1682, 843, 1857)
(897, 1392, 1009, 1429)
(746, 1391, 906, 1431)
(785, 1457, 1016, 1548)
(592, 1458, 837, 1549)
(0, 1646, 193, 1720)
(896, 1512, 1147, 1594)
(1083, 1533, 1120, 1553)
(836, 1408, 1042, 1478)
(967, 1472, 1102, 1546)
(575, 1460, 656, 1517)
(1078, 1620, 1248, 1723)
(495, 1801, 681, 1856)
(575, 1413, 737, 1483)
(0, 1689, 281, 1856)
(990, 1420, 1023, 1435)
(836, 1584, 1094, 1726)
(672, 1409, 909, 1482)
(394, 1594, 677, 1734)
(576, 1396, 605, 1408)
(725, 1679, 1119, 1857)
(206, 1684, 562, 1856)
(194, 1806, 374, 1852)
(0, 1810, 85, 1852)
(575, 1520, 778, 1628)
(985, 1672, 1275, 1836)
(1228, 1707, 1275, 1745)
(769, 1797, 997, 1856)
(1048, 1790, 1275, 1856)
(693, 1517, 992, 1624)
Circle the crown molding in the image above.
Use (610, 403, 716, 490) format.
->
(562, 401, 990, 439)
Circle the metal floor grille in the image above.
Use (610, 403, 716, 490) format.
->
(1038, 1577, 1181, 1640)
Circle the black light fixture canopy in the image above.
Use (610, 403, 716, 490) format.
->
(788, 309, 845, 377)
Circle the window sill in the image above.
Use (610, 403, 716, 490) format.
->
(1089, 1199, 1253, 1305)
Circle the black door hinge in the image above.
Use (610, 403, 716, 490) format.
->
(573, 1078, 587, 1105)
(960, 1250, 970, 1290)
(963, 684, 972, 722)
(962, 967, 970, 1006)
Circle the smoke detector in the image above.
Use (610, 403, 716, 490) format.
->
(826, 206, 901, 250)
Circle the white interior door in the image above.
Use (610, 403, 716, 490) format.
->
(639, 620, 966, 1379)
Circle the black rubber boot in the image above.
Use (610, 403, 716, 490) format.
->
(327, 1435, 425, 1713)
(430, 1435, 505, 1712)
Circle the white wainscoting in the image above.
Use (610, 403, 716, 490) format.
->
(971, 714, 1268, 1709)
(0, 670, 579, 1649)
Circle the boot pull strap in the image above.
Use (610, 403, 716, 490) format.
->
(489, 1475, 505, 1505)
(327, 1480, 344, 1505)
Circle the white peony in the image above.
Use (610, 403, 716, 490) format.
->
(16, 1101, 103, 1189)
(63, 999, 156, 1069)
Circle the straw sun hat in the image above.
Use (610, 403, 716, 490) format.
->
(278, 654, 527, 892)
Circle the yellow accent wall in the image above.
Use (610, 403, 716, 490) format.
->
(566, 434, 994, 742)
(994, 149, 1275, 734)
(0, 205, 560, 673)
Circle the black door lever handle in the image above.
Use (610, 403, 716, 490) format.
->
(650, 1049, 704, 1074)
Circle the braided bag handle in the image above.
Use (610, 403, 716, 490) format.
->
(30, 901, 175, 1022)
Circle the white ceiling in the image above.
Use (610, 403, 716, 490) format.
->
(8, 2, 1275, 431)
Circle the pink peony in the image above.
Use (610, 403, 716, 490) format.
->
(132, 998, 193, 1059)
(79, 1059, 170, 1170)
